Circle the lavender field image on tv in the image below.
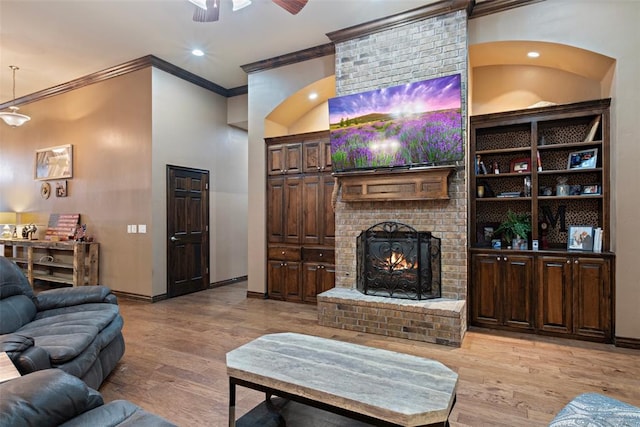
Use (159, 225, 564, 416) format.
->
(329, 74, 462, 172)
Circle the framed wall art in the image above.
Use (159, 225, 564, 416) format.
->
(35, 144, 73, 181)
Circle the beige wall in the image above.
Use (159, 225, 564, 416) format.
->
(0, 67, 248, 299)
(246, 55, 335, 294)
(472, 64, 602, 115)
(0, 69, 154, 296)
(151, 69, 248, 296)
(469, 0, 640, 339)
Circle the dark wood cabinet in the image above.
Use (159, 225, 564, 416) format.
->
(266, 131, 335, 303)
(471, 253, 534, 330)
(537, 255, 612, 341)
(469, 99, 614, 343)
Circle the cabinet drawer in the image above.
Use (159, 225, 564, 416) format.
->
(268, 246, 301, 261)
(302, 247, 335, 263)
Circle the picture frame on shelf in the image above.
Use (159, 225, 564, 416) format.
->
(476, 222, 500, 248)
(510, 157, 531, 173)
(35, 144, 73, 181)
(567, 148, 598, 170)
(567, 225, 594, 251)
(581, 184, 600, 195)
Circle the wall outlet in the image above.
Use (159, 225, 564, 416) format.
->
(131, 224, 137, 233)
(138, 224, 146, 233)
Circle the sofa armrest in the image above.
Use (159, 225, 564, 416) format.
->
(0, 333, 51, 374)
(35, 286, 115, 311)
(0, 369, 104, 427)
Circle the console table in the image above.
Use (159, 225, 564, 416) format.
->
(226, 333, 457, 427)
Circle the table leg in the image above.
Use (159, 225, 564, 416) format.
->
(229, 378, 236, 427)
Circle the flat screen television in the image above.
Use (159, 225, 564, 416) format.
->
(329, 74, 462, 172)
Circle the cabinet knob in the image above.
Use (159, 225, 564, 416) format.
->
(317, 166, 321, 171)
(283, 169, 288, 174)
(284, 263, 287, 267)
(574, 260, 579, 264)
(567, 260, 571, 264)
(319, 253, 323, 257)
(497, 257, 501, 261)
(281, 251, 285, 255)
(504, 257, 508, 261)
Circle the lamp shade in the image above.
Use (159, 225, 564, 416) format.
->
(0, 212, 17, 225)
(0, 106, 31, 127)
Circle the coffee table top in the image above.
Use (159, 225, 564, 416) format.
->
(226, 333, 457, 426)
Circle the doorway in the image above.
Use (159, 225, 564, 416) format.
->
(166, 165, 210, 298)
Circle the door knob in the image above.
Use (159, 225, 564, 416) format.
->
(170, 236, 179, 242)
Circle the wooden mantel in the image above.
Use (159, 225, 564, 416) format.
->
(334, 166, 456, 202)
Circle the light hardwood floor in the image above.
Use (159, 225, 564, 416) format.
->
(99, 282, 640, 426)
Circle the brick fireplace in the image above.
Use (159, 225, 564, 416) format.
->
(318, 5, 469, 347)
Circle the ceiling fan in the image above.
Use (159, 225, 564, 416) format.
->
(188, 0, 308, 22)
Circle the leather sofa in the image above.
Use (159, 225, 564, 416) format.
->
(0, 256, 125, 389)
(0, 369, 176, 427)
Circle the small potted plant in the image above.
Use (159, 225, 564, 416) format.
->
(494, 210, 531, 250)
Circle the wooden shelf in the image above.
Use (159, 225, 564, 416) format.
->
(0, 239, 99, 287)
(538, 168, 602, 175)
(537, 140, 603, 151)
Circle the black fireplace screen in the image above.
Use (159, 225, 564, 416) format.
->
(357, 222, 441, 300)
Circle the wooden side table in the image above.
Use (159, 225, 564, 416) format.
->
(0, 352, 21, 383)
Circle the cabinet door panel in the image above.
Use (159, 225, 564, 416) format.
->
(302, 263, 320, 302)
(471, 255, 501, 326)
(322, 139, 332, 171)
(284, 177, 302, 244)
(267, 177, 284, 243)
(284, 261, 302, 302)
(267, 145, 285, 175)
(573, 258, 610, 339)
(267, 260, 285, 299)
(319, 264, 336, 294)
(303, 141, 322, 173)
(284, 143, 302, 174)
(537, 256, 572, 334)
(302, 176, 321, 245)
(503, 255, 534, 329)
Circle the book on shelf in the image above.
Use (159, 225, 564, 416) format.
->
(497, 192, 522, 198)
(593, 227, 603, 252)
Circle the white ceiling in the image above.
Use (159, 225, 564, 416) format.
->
(0, 0, 435, 104)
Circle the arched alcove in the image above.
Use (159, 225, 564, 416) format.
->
(469, 41, 615, 115)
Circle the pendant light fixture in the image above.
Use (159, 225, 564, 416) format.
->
(0, 66, 31, 127)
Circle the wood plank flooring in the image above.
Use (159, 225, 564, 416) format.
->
(99, 282, 640, 426)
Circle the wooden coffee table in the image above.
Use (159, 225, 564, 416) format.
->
(0, 352, 21, 383)
(226, 333, 457, 427)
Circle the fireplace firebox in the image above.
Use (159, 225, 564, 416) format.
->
(357, 222, 441, 300)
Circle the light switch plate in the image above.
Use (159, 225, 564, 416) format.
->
(138, 224, 146, 233)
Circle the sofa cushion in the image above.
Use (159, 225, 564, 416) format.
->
(0, 256, 35, 300)
(0, 294, 37, 334)
(15, 303, 119, 364)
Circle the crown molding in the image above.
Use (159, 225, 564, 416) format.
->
(0, 55, 245, 110)
(326, 0, 472, 44)
(469, 0, 545, 19)
(241, 43, 335, 75)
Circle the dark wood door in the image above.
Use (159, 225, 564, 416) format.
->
(503, 254, 534, 330)
(167, 165, 209, 298)
(471, 254, 501, 327)
(283, 261, 302, 302)
(267, 260, 286, 299)
(573, 257, 610, 340)
(302, 262, 335, 303)
(321, 175, 335, 246)
(537, 256, 573, 335)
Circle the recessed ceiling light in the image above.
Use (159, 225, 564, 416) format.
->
(527, 51, 540, 58)
(308, 92, 318, 100)
(192, 49, 205, 57)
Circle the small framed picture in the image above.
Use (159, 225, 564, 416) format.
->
(476, 222, 499, 247)
(568, 148, 598, 170)
(581, 184, 600, 195)
(55, 180, 68, 197)
(567, 225, 594, 251)
(510, 157, 531, 173)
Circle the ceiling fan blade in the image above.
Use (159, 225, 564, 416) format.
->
(193, 0, 220, 22)
(272, 0, 308, 15)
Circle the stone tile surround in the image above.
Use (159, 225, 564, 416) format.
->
(318, 288, 466, 347)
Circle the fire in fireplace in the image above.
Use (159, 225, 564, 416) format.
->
(357, 222, 441, 300)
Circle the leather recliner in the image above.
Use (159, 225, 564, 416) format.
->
(0, 369, 176, 427)
(0, 256, 125, 389)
